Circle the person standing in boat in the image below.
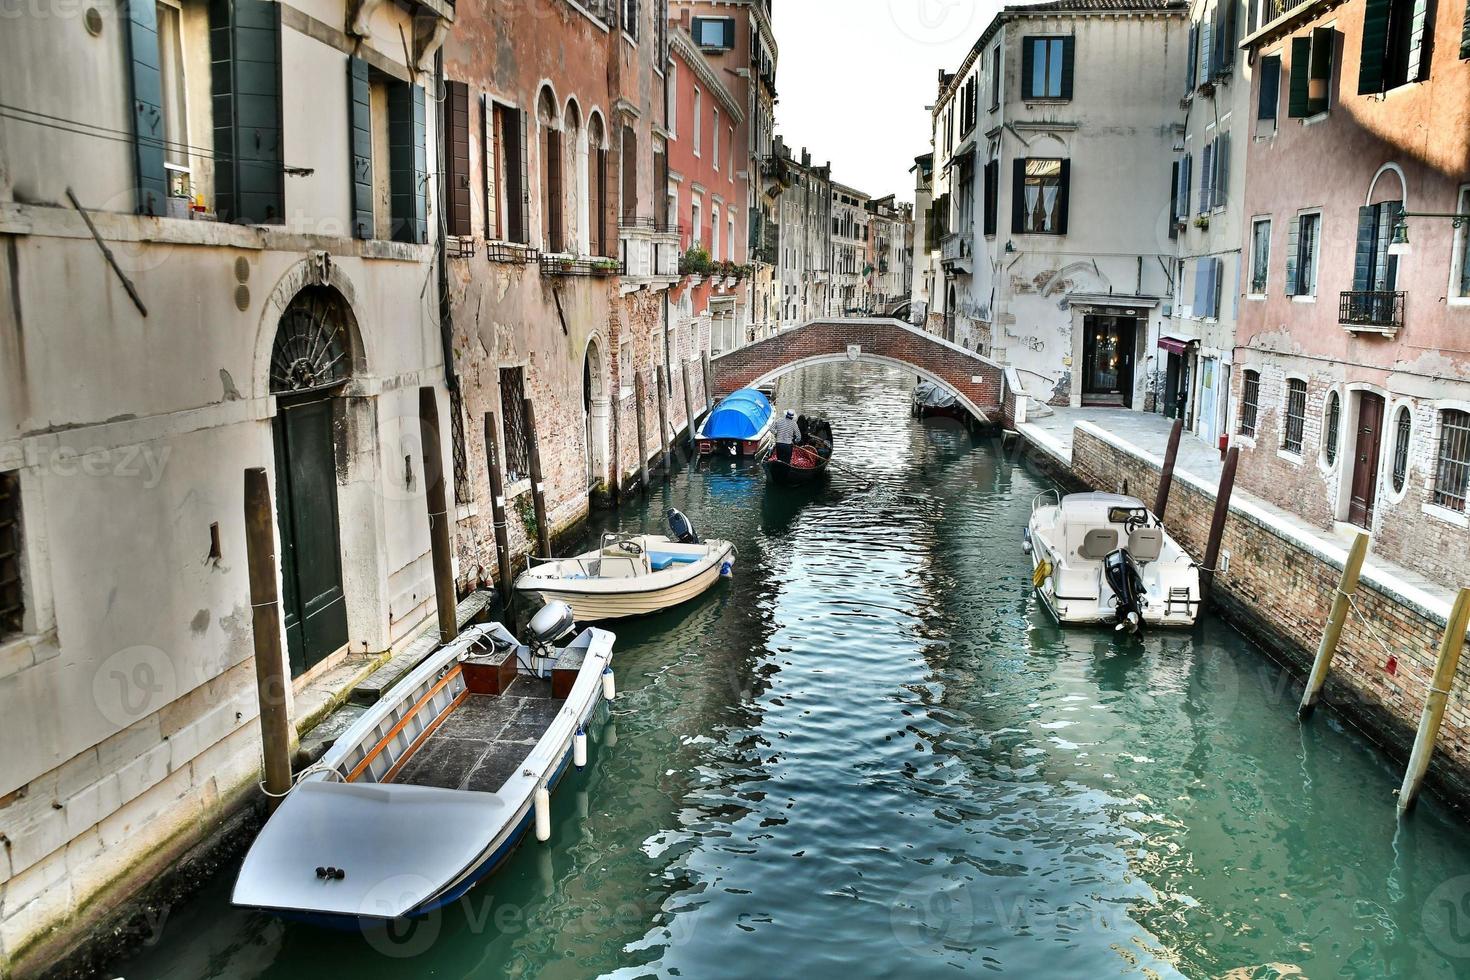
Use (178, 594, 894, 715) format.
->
(774, 409, 799, 464)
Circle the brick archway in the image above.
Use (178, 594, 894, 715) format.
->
(711, 318, 1003, 421)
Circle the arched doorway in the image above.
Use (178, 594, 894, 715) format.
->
(583, 337, 609, 496)
(270, 286, 353, 677)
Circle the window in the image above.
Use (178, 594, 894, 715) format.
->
(620, 124, 637, 221)
(713, 109, 720, 169)
(539, 89, 563, 252)
(1392, 405, 1412, 493)
(619, 340, 633, 393)
(711, 204, 721, 260)
(589, 114, 607, 255)
(666, 63, 677, 138)
(1288, 28, 1335, 117)
(0, 472, 22, 641)
(692, 196, 702, 246)
(1174, 153, 1193, 223)
(728, 212, 736, 262)
(982, 159, 998, 235)
(1323, 391, 1341, 466)
(1022, 36, 1074, 100)
(157, 2, 189, 179)
(1358, 0, 1432, 94)
(1250, 218, 1271, 294)
(1257, 54, 1281, 135)
(499, 367, 532, 483)
(693, 88, 702, 156)
(1240, 370, 1260, 436)
(1454, 186, 1470, 299)
(692, 16, 735, 49)
(1286, 211, 1321, 297)
(1350, 201, 1402, 316)
(443, 81, 472, 238)
(728, 127, 734, 176)
(1434, 410, 1470, 511)
(1283, 378, 1308, 454)
(488, 102, 528, 244)
(990, 45, 1002, 108)
(621, 0, 639, 38)
(1013, 158, 1069, 235)
(1193, 256, 1222, 318)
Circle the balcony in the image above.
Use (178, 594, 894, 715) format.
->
(539, 254, 622, 277)
(1339, 290, 1405, 334)
(940, 232, 972, 273)
(618, 214, 680, 287)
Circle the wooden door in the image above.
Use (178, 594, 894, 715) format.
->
(1349, 393, 1385, 528)
(273, 399, 349, 676)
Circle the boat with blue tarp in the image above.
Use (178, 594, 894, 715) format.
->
(697, 388, 775, 457)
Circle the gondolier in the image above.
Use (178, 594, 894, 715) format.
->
(774, 409, 799, 464)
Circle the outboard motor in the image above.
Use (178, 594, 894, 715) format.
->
(525, 601, 576, 677)
(667, 508, 700, 544)
(1102, 549, 1146, 634)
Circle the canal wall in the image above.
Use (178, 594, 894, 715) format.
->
(1052, 421, 1470, 813)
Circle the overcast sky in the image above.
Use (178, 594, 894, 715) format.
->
(772, 0, 1005, 201)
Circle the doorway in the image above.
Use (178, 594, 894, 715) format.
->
(583, 337, 609, 497)
(1349, 392, 1385, 528)
(1082, 314, 1137, 406)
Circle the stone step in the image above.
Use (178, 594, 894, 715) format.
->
(349, 589, 498, 706)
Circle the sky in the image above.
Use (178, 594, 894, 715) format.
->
(771, 0, 1004, 202)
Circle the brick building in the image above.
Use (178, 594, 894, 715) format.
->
(1232, 0, 1470, 584)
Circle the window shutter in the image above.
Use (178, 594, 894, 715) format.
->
(1056, 159, 1070, 235)
(983, 160, 998, 235)
(1211, 3, 1226, 77)
(1011, 158, 1027, 233)
(518, 110, 531, 244)
(1186, 23, 1199, 92)
(724, 18, 736, 48)
(1021, 38, 1036, 99)
(1211, 257, 1223, 317)
(1285, 216, 1300, 296)
(124, 0, 167, 216)
(209, 0, 284, 224)
(444, 80, 471, 238)
(1199, 19, 1213, 84)
(1257, 55, 1280, 126)
(1169, 160, 1180, 238)
(1183, 154, 1192, 218)
(1199, 141, 1213, 214)
(1405, 0, 1430, 81)
(481, 95, 492, 238)
(1216, 131, 1230, 200)
(1359, 0, 1391, 93)
(348, 58, 373, 240)
(1192, 257, 1209, 315)
(1288, 35, 1312, 116)
(545, 128, 563, 251)
(1352, 205, 1377, 291)
(1059, 36, 1075, 100)
(1308, 28, 1334, 113)
(388, 82, 427, 244)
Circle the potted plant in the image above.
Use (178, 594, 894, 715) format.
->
(679, 246, 712, 280)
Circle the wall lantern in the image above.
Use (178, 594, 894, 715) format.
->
(1388, 206, 1470, 257)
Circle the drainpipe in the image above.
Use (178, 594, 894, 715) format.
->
(434, 48, 457, 394)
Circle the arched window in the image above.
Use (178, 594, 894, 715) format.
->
(588, 113, 607, 257)
(1322, 390, 1341, 466)
(564, 99, 584, 255)
(537, 87, 563, 253)
(1391, 405, 1412, 494)
(620, 123, 638, 222)
(1239, 369, 1260, 436)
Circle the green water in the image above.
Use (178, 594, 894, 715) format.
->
(111, 363, 1470, 979)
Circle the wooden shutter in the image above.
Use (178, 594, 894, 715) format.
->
(1181, 154, 1192, 219)
(124, 0, 167, 216)
(348, 57, 373, 240)
(481, 95, 492, 238)
(723, 17, 736, 49)
(502, 108, 523, 243)
(518, 110, 531, 245)
(621, 125, 637, 221)
(983, 160, 998, 235)
(1055, 159, 1070, 235)
(1199, 19, 1213, 84)
(209, 0, 284, 224)
(1059, 36, 1075, 100)
(1284, 216, 1300, 296)
(388, 82, 427, 244)
(596, 148, 608, 255)
(1288, 35, 1312, 115)
(545, 127, 563, 251)
(1257, 55, 1280, 131)
(444, 80, 471, 238)
(1011, 158, 1027, 233)
(1193, 257, 1209, 314)
(1021, 38, 1036, 99)
(1405, 0, 1431, 81)
(1186, 23, 1199, 92)
(1359, 0, 1392, 93)
(1216, 131, 1230, 199)
(1308, 28, 1334, 113)
(1199, 141, 1213, 213)
(1352, 206, 1377, 291)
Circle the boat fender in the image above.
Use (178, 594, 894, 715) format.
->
(1031, 559, 1052, 589)
(602, 666, 617, 702)
(315, 866, 345, 880)
(534, 787, 551, 842)
(574, 728, 588, 769)
(720, 561, 734, 578)
(1021, 527, 1033, 555)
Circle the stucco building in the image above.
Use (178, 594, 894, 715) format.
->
(831, 182, 872, 314)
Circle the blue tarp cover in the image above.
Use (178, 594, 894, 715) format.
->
(702, 388, 773, 440)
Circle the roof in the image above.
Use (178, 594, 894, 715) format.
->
(1017, 0, 1183, 9)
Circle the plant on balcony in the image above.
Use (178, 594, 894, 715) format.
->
(592, 257, 620, 275)
(558, 256, 575, 271)
(680, 246, 712, 278)
(1193, 214, 1210, 231)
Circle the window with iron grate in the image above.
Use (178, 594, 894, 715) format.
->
(1322, 390, 1341, 466)
(1433, 409, 1470, 512)
(1391, 405, 1412, 494)
(499, 367, 532, 483)
(1283, 378, 1307, 454)
(1239, 370, 1260, 436)
(0, 472, 21, 641)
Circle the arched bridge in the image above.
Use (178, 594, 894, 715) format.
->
(711, 318, 1003, 422)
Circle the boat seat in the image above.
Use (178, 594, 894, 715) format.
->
(597, 556, 644, 579)
(648, 552, 701, 571)
(1128, 527, 1164, 562)
(1077, 528, 1119, 560)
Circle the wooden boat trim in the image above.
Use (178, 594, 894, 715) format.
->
(382, 688, 470, 785)
(348, 666, 464, 782)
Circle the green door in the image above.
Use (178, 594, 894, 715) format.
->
(272, 398, 349, 676)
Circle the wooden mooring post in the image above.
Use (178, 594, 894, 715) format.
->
(682, 360, 699, 454)
(1200, 446, 1239, 605)
(609, 392, 623, 504)
(633, 371, 650, 493)
(1153, 418, 1184, 520)
(243, 467, 293, 812)
(702, 351, 715, 414)
(655, 364, 672, 477)
(1297, 530, 1370, 719)
(418, 387, 459, 644)
(523, 397, 553, 560)
(1397, 588, 1470, 816)
(483, 412, 516, 615)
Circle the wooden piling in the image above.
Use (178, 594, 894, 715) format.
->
(655, 364, 671, 476)
(243, 467, 293, 812)
(609, 392, 623, 504)
(523, 397, 553, 560)
(633, 371, 650, 493)
(1397, 588, 1470, 815)
(482, 412, 516, 609)
(1153, 418, 1184, 520)
(1200, 446, 1239, 605)
(1298, 530, 1371, 719)
(702, 351, 715, 413)
(681, 360, 699, 454)
(418, 387, 459, 644)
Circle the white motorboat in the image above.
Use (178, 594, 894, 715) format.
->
(1024, 490, 1200, 631)
(232, 604, 614, 925)
(515, 510, 734, 622)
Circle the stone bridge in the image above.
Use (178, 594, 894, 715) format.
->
(711, 318, 1004, 421)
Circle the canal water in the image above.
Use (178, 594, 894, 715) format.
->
(111, 362, 1470, 979)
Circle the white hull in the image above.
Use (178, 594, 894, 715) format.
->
(515, 534, 735, 622)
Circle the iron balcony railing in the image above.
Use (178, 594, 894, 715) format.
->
(619, 214, 678, 234)
(1339, 290, 1405, 331)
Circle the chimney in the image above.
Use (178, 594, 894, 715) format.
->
(801, 148, 810, 168)
(679, 8, 690, 29)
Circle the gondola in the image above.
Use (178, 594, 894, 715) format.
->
(761, 416, 833, 484)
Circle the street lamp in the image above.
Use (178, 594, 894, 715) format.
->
(1387, 206, 1470, 257)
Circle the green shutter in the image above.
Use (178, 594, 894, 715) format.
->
(1359, 0, 1391, 94)
(348, 57, 373, 240)
(1284, 216, 1300, 296)
(1258, 55, 1280, 123)
(1011, 158, 1027, 233)
(1352, 206, 1377, 291)
(210, 0, 283, 224)
(1308, 28, 1334, 114)
(1288, 35, 1312, 116)
(1186, 23, 1198, 93)
(1059, 36, 1075, 100)
(1021, 38, 1036, 99)
(1056, 159, 1070, 235)
(723, 17, 736, 49)
(124, 0, 167, 216)
(388, 82, 427, 244)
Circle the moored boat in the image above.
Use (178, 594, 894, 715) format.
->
(232, 605, 614, 925)
(697, 388, 775, 457)
(1024, 490, 1200, 632)
(911, 380, 970, 421)
(762, 416, 833, 484)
